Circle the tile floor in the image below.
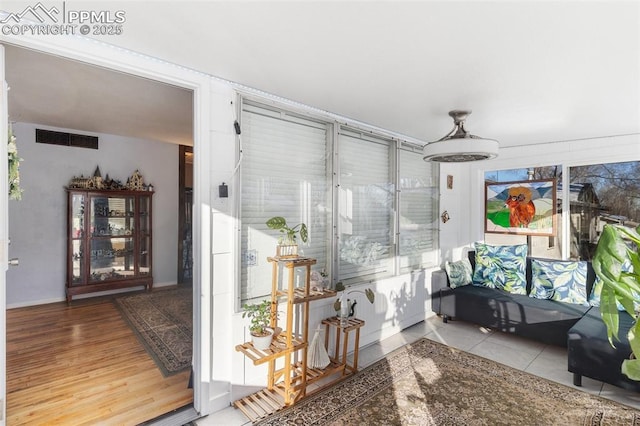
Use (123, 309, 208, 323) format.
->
(196, 315, 640, 425)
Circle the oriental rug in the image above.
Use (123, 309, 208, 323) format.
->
(114, 287, 192, 377)
(255, 338, 640, 425)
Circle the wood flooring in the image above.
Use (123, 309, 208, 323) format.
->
(6, 294, 194, 425)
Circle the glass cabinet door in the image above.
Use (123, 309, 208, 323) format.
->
(139, 195, 150, 233)
(90, 237, 135, 282)
(139, 236, 151, 275)
(89, 195, 136, 282)
(70, 193, 85, 285)
(90, 195, 135, 237)
(138, 195, 151, 275)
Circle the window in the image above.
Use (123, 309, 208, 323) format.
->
(485, 162, 640, 261)
(337, 129, 394, 282)
(398, 148, 439, 271)
(240, 103, 330, 302)
(568, 161, 640, 260)
(239, 101, 439, 303)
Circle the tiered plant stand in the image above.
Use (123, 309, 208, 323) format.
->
(234, 256, 365, 422)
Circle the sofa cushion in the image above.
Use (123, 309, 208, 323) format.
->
(472, 243, 527, 295)
(530, 259, 589, 306)
(445, 258, 473, 288)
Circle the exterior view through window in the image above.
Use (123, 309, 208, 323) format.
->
(485, 161, 640, 260)
(568, 161, 640, 260)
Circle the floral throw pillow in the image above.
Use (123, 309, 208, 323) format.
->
(445, 258, 473, 289)
(531, 259, 589, 306)
(472, 243, 527, 295)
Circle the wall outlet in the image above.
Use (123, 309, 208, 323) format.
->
(242, 249, 257, 266)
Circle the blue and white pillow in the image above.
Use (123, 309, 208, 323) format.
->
(531, 259, 589, 306)
(472, 242, 527, 295)
(445, 258, 473, 289)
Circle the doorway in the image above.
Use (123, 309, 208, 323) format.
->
(3, 43, 197, 423)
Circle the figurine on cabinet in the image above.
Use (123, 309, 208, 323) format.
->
(68, 168, 149, 192)
(126, 170, 145, 191)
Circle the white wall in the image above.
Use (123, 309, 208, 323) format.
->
(6, 122, 179, 307)
(438, 162, 473, 266)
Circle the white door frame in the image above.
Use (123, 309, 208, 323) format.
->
(0, 44, 9, 426)
(0, 34, 216, 415)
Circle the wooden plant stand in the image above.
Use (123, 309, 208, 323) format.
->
(234, 256, 364, 423)
(322, 316, 364, 376)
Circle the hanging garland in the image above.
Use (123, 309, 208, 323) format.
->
(8, 125, 23, 200)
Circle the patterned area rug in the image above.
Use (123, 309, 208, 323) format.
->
(256, 338, 640, 425)
(114, 287, 192, 377)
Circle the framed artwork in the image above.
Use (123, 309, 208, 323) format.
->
(485, 178, 556, 236)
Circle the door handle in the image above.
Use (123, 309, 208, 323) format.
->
(8, 258, 19, 266)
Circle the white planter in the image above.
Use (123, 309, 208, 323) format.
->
(251, 329, 273, 350)
(276, 244, 298, 258)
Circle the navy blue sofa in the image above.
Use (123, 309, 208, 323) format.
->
(568, 306, 639, 391)
(431, 250, 640, 392)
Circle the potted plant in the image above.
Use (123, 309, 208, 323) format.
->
(332, 281, 375, 325)
(242, 299, 274, 350)
(593, 223, 640, 380)
(266, 216, 308, 258)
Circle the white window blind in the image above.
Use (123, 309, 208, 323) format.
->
(240, 103, 329, 302)
(338, 129, 394, 282)
(398, 149, 439, 270)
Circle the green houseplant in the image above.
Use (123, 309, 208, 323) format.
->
(266, 216, 308, 257)
(8, 126, 23, 201)
(593, 223, 640, 380)
(242, 300, 274, 350)
(266, 216, 308, 245)
(333, 281, 375, 323)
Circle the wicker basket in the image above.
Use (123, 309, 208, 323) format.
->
(276, 244, 299, 258)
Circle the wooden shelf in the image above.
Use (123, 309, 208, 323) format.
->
(233, 388, 286, 422)
(235, 335, 306, 365)
(275, 287, 337, 303)
(233, 356, 356, 423)
(266, 256, 317, 267)
(296, 360, 345, 385)
(234, 255, 365, 422)
(322, 316, 365, 331)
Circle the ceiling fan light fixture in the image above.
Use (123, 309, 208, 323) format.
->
(423, 110, 499, 162)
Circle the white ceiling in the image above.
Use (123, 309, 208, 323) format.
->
(4, 44, 193, 145)
(2, 1, 640, 149)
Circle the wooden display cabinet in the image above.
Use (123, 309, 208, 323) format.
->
(234, 256, 365, 422)
(66, 189, 153, 302)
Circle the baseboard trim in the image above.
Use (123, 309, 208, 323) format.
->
(7, 281, 179, 309)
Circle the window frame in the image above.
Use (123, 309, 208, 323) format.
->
(237, 97, 440, 304)
(397, 144, 440, 274)
(334, 126, 397, 286)
(238, 99, 332, 304)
